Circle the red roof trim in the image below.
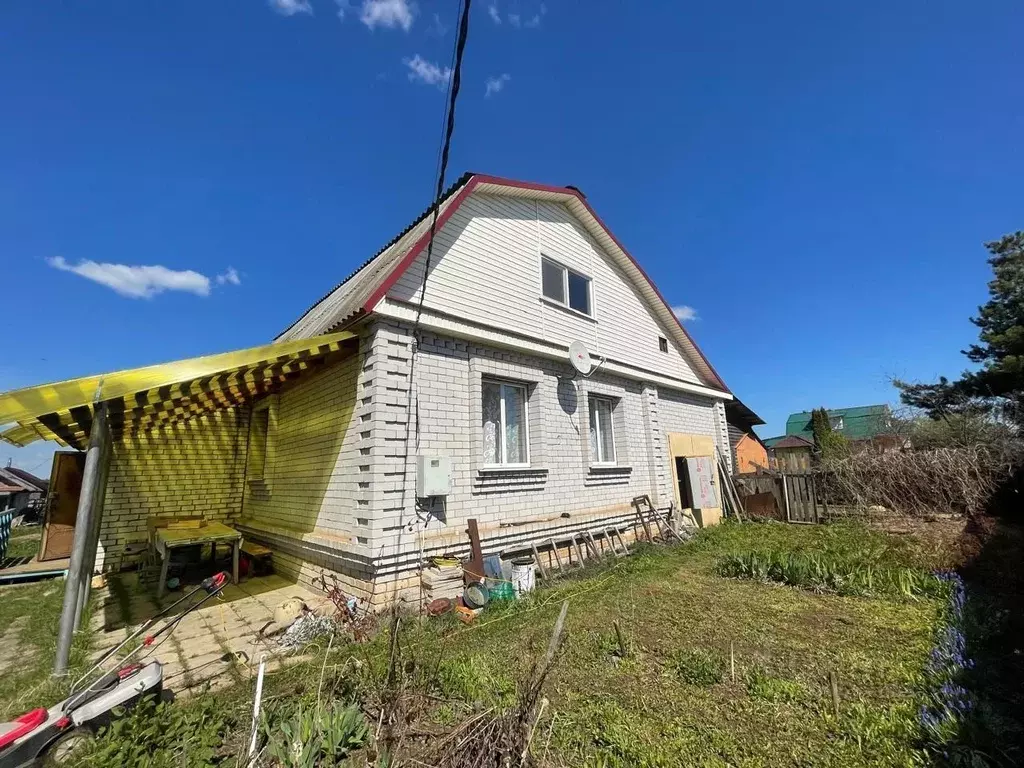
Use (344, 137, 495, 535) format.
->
(362, 177, 483, 312)
(361, 173, 730, 393)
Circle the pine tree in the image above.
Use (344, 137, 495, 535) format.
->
(898, 231, 1024, 424)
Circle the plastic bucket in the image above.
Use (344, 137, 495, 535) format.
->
(510, 557, 536, 596)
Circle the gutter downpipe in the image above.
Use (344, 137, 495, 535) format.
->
(54, 401, 110, 675)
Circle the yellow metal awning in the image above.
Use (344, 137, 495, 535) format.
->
(0, 330, 357, 450)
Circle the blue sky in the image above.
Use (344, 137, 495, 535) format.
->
(2, 0, 1022, 474)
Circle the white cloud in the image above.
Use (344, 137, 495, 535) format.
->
(47, 256, 212, 299)
(216, 267, 242, 286)
(488, 3, 501, 24)
(525, 6, 544, 28)
(404, 54, 451, 88)
(360, 0, 415, 31)
(508, 12, 520, 27)
(269, 0, 313, 15)
(485, 73, 511, 97)
(428, 12, 447, 35)
(672, 305, 698, 322)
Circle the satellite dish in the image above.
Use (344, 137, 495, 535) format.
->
(568, 341, 593, 376)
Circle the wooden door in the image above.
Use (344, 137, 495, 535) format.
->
(39, 452, 85, 561)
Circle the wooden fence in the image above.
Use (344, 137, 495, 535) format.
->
(733, 472, 827, 524)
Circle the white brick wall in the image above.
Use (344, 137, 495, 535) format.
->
(97, 408, 248, 571)
(357, 318, 725, 589)
(96, 318, 726, 605)
(242, 350, 364, 538)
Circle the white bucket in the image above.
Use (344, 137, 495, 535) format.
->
(511, 558, 536, 595)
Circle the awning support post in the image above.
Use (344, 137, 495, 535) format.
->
(74, 416, 112, 631)
(54, 402, 110, 676)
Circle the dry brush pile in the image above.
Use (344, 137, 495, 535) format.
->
(821, 444, 1023, 518)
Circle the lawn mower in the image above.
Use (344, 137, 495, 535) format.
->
(0, 571, 229, 768)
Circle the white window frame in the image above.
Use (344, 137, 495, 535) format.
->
(831, 416, 844, 431)
(482, 379, 531, 468)
(589, 395, 617, 466)
(540, 255, 593, 317)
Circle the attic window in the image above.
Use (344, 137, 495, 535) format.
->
(541, 256, 592, 316)
(658, 337, 668, 353)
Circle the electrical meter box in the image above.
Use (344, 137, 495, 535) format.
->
(416, 455, 452, 497)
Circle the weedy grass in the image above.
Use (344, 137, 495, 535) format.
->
(4, 527, 41, 560)
(0, 580, 93, 721)
(0, 520, 951, 767)
(73, 695, 230, 768)
(260, 700, 369, 768)
(666, 648, 724, 687)
(717, 549, 946, 599)
(745, 665, 806, 703)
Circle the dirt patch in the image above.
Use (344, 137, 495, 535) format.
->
(0, 616, 33, 675)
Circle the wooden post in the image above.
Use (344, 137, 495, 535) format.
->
(55, 402, 111, 675)
(531, 543, 549, 580)
(547, 539, 564, 572)
(572, 534, 586, 566)
(613, 620, 627, 658)
(782, 475, 792, 523)
(633, 498, 654, 542)
(604, 530, 621, 558)
(828, 670, 840, 717)
(612, 528, 628, 554)
(464, 518, 485, 582)
(584, 530, 601, 559)
(811, 474, 820, 524)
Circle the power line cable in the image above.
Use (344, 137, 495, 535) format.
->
(390, 0, 474, 611)
(416, 0, 472, 330)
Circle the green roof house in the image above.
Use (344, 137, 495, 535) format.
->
(785, 405, 892, 443)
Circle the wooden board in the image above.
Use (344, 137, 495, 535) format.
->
(39, 451, 85, 561)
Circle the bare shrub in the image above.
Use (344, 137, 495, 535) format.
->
(821, 445, 1023, 518)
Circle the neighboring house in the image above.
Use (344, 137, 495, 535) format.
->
(785, 405, 893, 445)
(0, 465, 47, 516)
(763, 435, 814, 472)
(725, 400, 767, 474)
(0, 173, 749, 606)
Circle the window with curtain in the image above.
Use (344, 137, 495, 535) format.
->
(482, 379, 529, 466)
(588, 396, 616, 465)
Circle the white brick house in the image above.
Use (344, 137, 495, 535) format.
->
(228, 173, 741, 603)
(2, 172, 745, 604)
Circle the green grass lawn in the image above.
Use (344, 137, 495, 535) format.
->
(0, 579, 93, 722)
(1, 521, 955, 767)
(404, 522, 944, 767)
(4, 526, 41, 560)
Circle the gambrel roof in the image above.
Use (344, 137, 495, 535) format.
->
(278, 173, 730, 393)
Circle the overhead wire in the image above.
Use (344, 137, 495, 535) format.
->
(391, 0, 474, 611)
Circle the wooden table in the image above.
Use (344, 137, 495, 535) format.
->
(154, 522, 243, 598)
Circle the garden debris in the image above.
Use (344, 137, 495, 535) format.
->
(426, 598, 453, 616)
(455, 605, 479, 624)
(278, 613, 337, 651)
(434, 601, 570, 767)
(273, 597, 308, 628)
(316, 572, 376, 642)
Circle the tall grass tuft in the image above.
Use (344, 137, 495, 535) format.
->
(716, 550, 945, 599)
